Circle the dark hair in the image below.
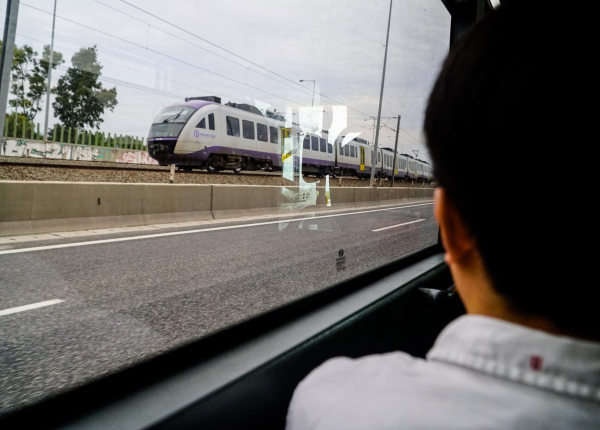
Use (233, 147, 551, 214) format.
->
(424, 1, 595, 336)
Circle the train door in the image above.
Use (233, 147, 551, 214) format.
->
(360, 147, 365, 171)
(281, 127, 291, 161)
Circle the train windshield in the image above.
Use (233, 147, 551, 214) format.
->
(149, 106, 196, 138)
(152, 106, 196, 124)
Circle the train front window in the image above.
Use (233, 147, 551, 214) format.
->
(149, 123, 185, 138)
(148, 106, 197, 138)
(0, 0, 449, 415)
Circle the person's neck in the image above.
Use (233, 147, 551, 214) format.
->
(449, 256, 599, 342)
(455, 274, 599, 342)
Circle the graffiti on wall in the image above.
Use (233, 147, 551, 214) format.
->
(116, 151, 157, 164)
(1, 139, 158, 165)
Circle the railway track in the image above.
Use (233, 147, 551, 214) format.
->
(0, 160, 284, 178)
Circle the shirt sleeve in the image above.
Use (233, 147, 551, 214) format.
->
(285, 352, 421, 430)
(286, 357, 355, 430)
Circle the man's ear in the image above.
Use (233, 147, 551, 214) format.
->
(434, 188, 476, 266)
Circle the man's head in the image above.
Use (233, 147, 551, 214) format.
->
(425, 1, 596, 338)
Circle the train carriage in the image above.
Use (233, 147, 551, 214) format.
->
(335, 137, 387, 180)
(403, 155, 419, 181)
(335, 137, 362, 177)
(148, 97, 288, 173)
(414, 158, 433, 183)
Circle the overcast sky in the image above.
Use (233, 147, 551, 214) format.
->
(4, 0, 450, 161)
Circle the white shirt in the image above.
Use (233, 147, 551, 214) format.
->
(286, 315, 600, 430)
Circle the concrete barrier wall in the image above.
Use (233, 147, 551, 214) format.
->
(212, 185, 292, 219)
(0, 181, 434, 236)
(1, 138, 158, 165)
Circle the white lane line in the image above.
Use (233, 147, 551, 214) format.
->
(0, 201, 434, 256)
(0, 299, 64, 316)
(372, 219, 426, 232)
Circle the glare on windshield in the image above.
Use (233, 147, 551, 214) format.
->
(152, 107, 196, 124)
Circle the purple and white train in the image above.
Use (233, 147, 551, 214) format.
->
(147, 96, 433, 182)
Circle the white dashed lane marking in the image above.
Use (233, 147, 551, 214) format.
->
(0, 299, 65, 317)
(372, 219, 426, 232)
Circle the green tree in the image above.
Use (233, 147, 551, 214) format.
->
(52, 45, 117, 130)
(7, 44, 36, 118)
(27, 45, 64, 121)
(0, 41, 63, 122)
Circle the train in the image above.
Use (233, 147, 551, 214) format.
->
(147, 96, 433, 182)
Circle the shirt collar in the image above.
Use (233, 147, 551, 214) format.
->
(427, 314, 600, 402)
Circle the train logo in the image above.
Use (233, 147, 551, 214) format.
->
(193, 130, 200, 138)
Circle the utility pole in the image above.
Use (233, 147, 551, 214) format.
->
(0, 0, 20, 155)
(391, 115, 401, 187)
(299, 79, 316, 106)
(43, 0, 58, 142)
(369, 0, 393, 187)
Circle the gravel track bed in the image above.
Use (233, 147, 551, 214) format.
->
(0, 157, 435, 188)
(0, 155, 170, 170)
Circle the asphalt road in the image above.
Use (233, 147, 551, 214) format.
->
(0, 201, 437, 414)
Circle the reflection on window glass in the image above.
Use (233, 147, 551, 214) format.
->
(0, 0, 449, 414)
(152, 107, 196, 124)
